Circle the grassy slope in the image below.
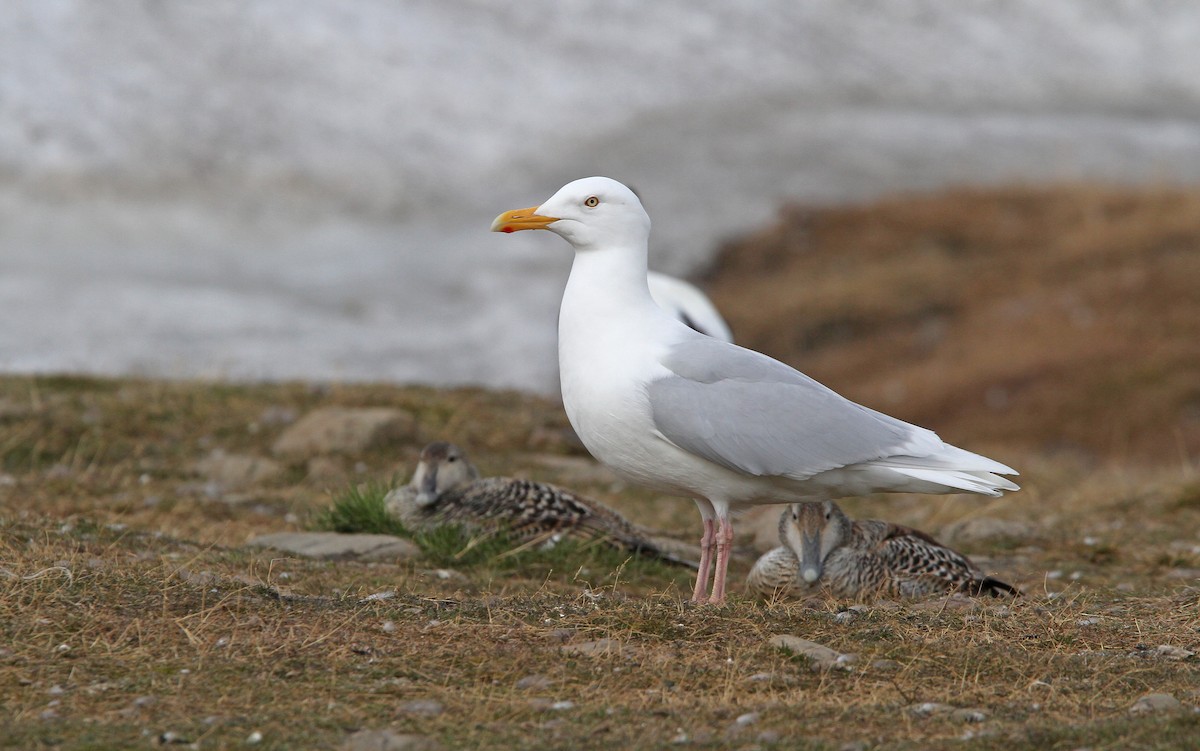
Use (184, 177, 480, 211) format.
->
(705, 184, 1200, 467)
(3, 185, 1200, 749)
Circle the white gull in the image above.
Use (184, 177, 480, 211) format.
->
(491, 176, 1018, 605)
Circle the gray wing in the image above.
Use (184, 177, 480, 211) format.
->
(647, 337, 924, 479)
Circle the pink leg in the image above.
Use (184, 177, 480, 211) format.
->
(709, 516, 735, 605)
(691, 517, 716, 603)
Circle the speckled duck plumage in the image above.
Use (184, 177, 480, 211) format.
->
(386, 441, 697, 567)
(747, 501, 1018, 599)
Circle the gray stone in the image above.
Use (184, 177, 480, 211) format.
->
(745, 506, 788, 553)
(341, 729, 441, 751)
(397, 699, 444, 717)
(1155, 645, 1194, 661)
(907, 702, 955, 718)
(1129, 693, 1181, 715)
(941, 517, 1038, 546)
(769, 634, 846, 670)
(272, 407, 415, 459)
(951, 708, 988, 723)
(249, 532, 419, 562)
(560, 638, 631, 658)
(515, 675, 553, 690)
(194, 451, 284, 489)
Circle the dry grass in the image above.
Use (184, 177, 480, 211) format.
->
(2, 373, 1200, 750)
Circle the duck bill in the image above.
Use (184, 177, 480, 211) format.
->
(414, 465, 439, 506)
(799, 532, 823, 583)
(491, 206, 558, 233)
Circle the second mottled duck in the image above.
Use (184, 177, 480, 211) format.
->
(747, 501, 1018, 599)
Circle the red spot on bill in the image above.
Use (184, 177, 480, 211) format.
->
(501, 226, 514, 233)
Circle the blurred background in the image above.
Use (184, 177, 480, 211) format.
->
(3, 1, 1199, 463)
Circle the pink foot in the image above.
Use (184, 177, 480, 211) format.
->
(691, 517, 716, 603)
(709, 517, 735, 605)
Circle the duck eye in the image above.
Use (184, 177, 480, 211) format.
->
(584, 196, 600, 208)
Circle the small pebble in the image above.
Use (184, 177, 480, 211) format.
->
(516, 675, 552, 690)
(1130, 693, 1181, 715)
(1155, 645, 1194, 661)
(734, 712, 759, 726)
(397, 699, 444, 717)
(246, 731, 263, 744)
(381, 621, 397, 634)
(550, 700, 575, 711)
(908, 702, 954, 718)
(951, 708, 988, 723)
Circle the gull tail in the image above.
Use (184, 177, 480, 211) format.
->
(874, 444, 1020, 496)
(886, 467, 1019, 496)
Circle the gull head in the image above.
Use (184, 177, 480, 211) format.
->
(491, 176, 651, 251)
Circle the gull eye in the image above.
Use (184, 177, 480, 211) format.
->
(584, 196, 600, 208)
(447, 455, 457, 463)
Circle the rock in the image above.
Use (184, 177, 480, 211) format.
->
(951, 708, 988, 723)
(560, 638, 631, 658)
(1129, 693, 1181, 715)
(272, 407, 415, 459)
(341, 729, 441, 751)
(907, 702, 988, 723)
(909, 594, 983, 612)
(523, 454, 624, 486)
(515, 675, 553, 690)
(306, 456, 347, 481)
(545, 628, 577, 643)
(1155, 645, 1194, 661)
(768, 634, 846, 671)
(194, 451, 283, 489)
(248, 532, 419, 562)
(870, 659, 901, 672)
(940, 517, 1038, 546)
(397, 699, 444, 717)
(744, 506, 787, 553)
(907, 702, 955, 718)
